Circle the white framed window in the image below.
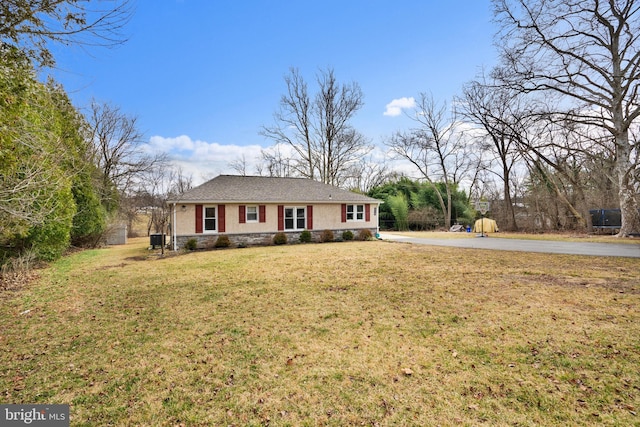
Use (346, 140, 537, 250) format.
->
(246, 206, 258, 222)
(204, 206, 217, 232)
(285, 207, 306, 230)
(346, 204, 365, 221)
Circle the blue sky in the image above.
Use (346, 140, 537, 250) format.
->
(51, 1, 498, 182)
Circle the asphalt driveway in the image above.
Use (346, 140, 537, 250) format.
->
(379, 233, 640, 258)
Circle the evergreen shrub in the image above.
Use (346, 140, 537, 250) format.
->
(273, 232, 287, 245)
(342, 230, 354, 241)
(185, 238, 198, 251)
(299, 229, 312, 243)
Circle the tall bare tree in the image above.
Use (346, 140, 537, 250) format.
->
(261, 67, 370, 186)
(493, 0, 640, 236)
(459, 77, 527, 230)
(86, 100, 166, 211)
(386, 94, 470, 229)
(0, 0, 132, 66)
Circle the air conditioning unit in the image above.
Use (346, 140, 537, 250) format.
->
(150, 233, 166, 248)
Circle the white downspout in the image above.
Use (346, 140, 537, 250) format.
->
(172, 202, 177, 251)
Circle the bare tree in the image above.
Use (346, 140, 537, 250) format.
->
(493, 0, 640, 236)
(464, 143, 494, 205)
(256, 144, 295, 177)
(143, 169, 170, 255)
(261, 67, 371, 186)
(314, 70, 371, 186)
(131, 166, 192, 252)
(386, 93, 471, 228)
(460, 74, 624, 231)
(342, 154, 393, 194)
(168, 166, 193, 197)
(122, 165, 192, 240)
(0, 0, 133, 66)
(261, 68, 313, 178)
(229, 154, 250, 176)
(86, 100, 166, 211)
(458, 76, 527, 230)
(519, 121, 593, 230)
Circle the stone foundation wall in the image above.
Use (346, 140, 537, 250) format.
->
(173, 228, 377, 250)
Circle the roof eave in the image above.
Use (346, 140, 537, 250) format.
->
(168, 199, 382, 205)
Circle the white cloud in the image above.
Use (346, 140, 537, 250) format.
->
(145, 135, 265, 185)
(149, 135, 194, 152)
(383, 97, 416, 117)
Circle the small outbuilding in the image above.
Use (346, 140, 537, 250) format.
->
(105, 223, 128, 245)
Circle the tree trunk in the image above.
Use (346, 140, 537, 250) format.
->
(502, 162, 518, 231)
(446, 189, 452, 229)
(427, 179, 451, 230)
(616, 136, 640, 237)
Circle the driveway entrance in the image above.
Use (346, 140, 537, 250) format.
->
(379, 233, 640, 258)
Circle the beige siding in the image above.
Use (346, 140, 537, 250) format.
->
(174, 204, 196, 236)
(227, 204, 278, 234)
(311, 204, 378, 230)
(173, 202, 379, 237)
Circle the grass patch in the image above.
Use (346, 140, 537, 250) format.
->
(1, 238, 639, 425)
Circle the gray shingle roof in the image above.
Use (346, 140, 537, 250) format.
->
(170, 175, 380, 204)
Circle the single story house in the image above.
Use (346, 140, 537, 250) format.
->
(168, 175, 382, 250)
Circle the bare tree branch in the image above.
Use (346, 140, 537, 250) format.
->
(0, 0, 133, 66)
(261, 67, 370, 186)
(493, 0, 640, 235)
(86, 100, 167, 210)
(386, 93, 471, 228)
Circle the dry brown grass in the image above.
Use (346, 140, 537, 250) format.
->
(1, 238, 639, 426)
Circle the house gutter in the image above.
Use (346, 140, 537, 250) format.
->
(172, 202, 177, 251)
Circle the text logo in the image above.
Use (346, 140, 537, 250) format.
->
(1, 405, 69, 426)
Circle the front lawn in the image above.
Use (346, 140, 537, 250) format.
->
(1, 239, 638, 425)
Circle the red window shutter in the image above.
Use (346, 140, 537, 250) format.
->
(365, 204, 371, 222)
(341, 204, 347, 223)
(218, 204, 226, 232)
(259, 205, 266, 223)
(277, 205, 284, 231)
(307, 205, 313, 230)
(195, 205, 203, 233)
(239, 205, 246, 224)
